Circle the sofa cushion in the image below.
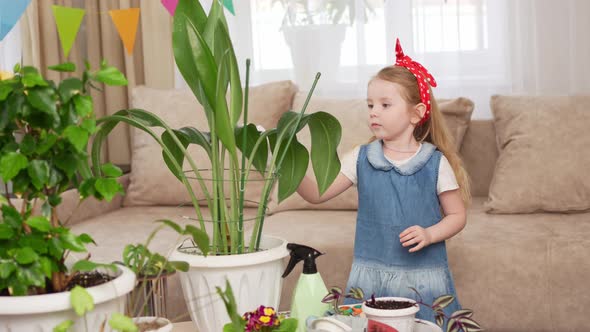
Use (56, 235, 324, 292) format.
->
(125, 81, 298, 206)
(268, 94, 474, 213)
(486, 95, 590, 213)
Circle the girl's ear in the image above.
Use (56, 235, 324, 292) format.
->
(410, 103, 427, 125)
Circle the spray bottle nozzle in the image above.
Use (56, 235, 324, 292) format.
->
(282, 243, 324, 278)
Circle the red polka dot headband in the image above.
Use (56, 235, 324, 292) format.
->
(394, 38, 437, 125)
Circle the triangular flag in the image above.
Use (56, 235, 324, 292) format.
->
(51, 5, 85, 58)
(223, 0, 235, 15)
(109, 8, 140, 55)
(161, 0, 178, 16)
(161, 0, 234, 16)
(0, 0, 31, 41)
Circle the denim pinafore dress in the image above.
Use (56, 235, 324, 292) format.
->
(344, 140, 461, 324)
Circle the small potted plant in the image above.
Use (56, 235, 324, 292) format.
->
(0, 61, 135, 331)
(362, 295, 419, 332)
(218, 280, 298, 332)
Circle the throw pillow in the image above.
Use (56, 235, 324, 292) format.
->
(124, 80, 298, 207)
(267, 93, 474, 214)
(485, 95, 590, 213)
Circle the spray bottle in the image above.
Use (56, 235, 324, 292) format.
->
(282, 243, 330, 332)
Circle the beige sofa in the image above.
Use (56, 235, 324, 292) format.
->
(64, 83, 590, 332)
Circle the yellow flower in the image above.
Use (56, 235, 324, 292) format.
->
(259, 316, 271, 324)
(263, 307, 275, 316)
(0, 71, 14, 81)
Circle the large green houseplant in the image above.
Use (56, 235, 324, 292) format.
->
(92, 0, 342, 256)
(0, 61, 138, 331)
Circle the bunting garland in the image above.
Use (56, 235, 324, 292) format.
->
(109, 8, 141, 55)
(1, 0, 237, 58)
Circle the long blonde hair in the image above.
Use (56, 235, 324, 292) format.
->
(370, 66, 471, 206)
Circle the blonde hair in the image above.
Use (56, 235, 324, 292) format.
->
(369, 66, 471, 206)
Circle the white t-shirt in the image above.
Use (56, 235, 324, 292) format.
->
(340, 144, 459, 195)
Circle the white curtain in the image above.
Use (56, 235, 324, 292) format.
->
(0, 24, 22, 72)
(176, 0, 590, 119)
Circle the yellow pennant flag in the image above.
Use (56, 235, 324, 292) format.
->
(52, 5, 85, 58)
(109, 8, 140, 55)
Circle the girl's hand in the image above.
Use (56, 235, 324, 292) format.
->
(399, 226, 432, 253)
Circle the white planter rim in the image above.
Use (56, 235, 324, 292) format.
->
(170, 235, 288, 268)
(362, 297, 419, 317)
(0, 265, 135, 315)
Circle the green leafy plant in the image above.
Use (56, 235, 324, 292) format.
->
(92, 0, 342, 256)
(218, 280, 298, 332)
(321, 286, 364, 315)
(0, 60, 127, 296)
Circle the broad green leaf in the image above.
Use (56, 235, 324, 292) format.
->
(15, 247, 38, 264)
(26, 87, 57, 116)
(28, 159, 50, 190)
(184, 225, 210, 257)
(13, 63, 21, 73)
(277, 139, 308, 203)
(70, 286, 94, 316)
(95, 178, 124, 202)
(101, 163, 123, 177)
(48, 237, 65, 259)
(94, 66, 128, 86)
(173, 12, 217, 113)
(308, 112, 341, 195)
(0, 83, 12, 101)
(161, 130, 189, 181)
(215, 49, 237, 157)
(48, 62, 76, 72)
(0, 224, 14, 239)
(73, 94, 93, 117)
(18, 234, 48, 254)
(71, 259, 98, 272)
(157, 219, 183, 234)
(53, 320, 74, 332)
(78, 233, 96, 244)
(55, 153, 78, 177)
(22, 66, 48, 87)
(78, 178, 96, 199)
(47, 166, 63, 187)
(39, 256, 53, 278)
(19, 134, 37, 155)
(36, 132, 58, 154)
(80, 118, 96, 133)
(173, 1, 212, 112)
(0, 261, 16, 278)
(58, 78, 83, 103)
(59, 231, 86, 252)
(177, 127, 211, 155)
(0, 151, 27, 182)
(63, 126, 89, 152)
(235, 124, 268, 173)
(108, 313, 137, 332)
(2, 205, 22, 228)
(25, 216, 51, 232)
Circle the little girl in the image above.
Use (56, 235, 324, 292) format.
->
(296, 39, 470, 325)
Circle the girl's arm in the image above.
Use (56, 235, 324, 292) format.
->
(400, 189, 466, 252)
(297, 173, 353, 204)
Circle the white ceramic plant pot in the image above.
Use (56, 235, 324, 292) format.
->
(0, 265, 135, 332)
(361, 297, 420, 332)
(169, 235, 289, 332)
(132, 316, 172, 332)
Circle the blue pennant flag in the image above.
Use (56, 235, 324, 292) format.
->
(0, 0, 32, 41)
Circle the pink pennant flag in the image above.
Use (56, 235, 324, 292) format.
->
(161, 0, 178, 16)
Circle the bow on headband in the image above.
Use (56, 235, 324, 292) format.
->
(394, 38, 437, 124)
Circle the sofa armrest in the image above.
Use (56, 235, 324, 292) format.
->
(57, 174, 130, 226)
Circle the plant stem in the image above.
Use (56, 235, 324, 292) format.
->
(238, 59, 251, 254)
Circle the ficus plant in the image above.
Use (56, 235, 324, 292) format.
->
(92, 0, 342, 256)
(0, 60, 127, 296)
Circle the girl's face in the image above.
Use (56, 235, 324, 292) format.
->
(367, 78, 420, 141)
